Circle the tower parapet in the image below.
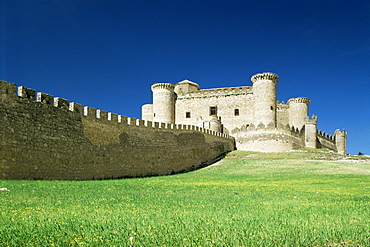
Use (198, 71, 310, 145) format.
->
(251, 72, 279, 83)
(251, 72, 279, 127)
(288, 97, 311, 104)
(151, 83, 176, 124)
(151, 83, 176, 91)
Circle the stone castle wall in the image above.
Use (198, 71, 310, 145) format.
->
(232, 123, 305, 152)
(276, 102, 290, 126)
(175, 86, 253, 133)
(0, 81, 234, 180)
(317, 130, 337, 151)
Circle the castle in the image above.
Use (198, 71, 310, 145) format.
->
(142, 72, 347, 154)
(0, 72, 347, 180)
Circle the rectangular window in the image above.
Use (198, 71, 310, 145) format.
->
(186, 112, 191, 118)
(234, 109, 239, 116)
(210, 106, 217, 116)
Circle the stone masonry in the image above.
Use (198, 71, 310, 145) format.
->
(142, 72, 347, 154)
(0, 81, 234, 180)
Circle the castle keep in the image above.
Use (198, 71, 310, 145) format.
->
(142, 72, 347, 154)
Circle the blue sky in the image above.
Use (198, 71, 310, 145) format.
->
(1, 0, 369, 155)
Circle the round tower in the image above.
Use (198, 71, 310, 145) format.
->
(209, 115, 222, 133)
(141, 104, 153, 121)
(251, 72, 279, 127)
(151, 83, 176, 124)
(288, 97, 311, 130)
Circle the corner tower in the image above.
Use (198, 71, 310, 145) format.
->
(151, 83, 176, 123)
(251, 72, 279, 127)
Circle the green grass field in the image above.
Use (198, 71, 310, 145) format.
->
(1, 150, 369, 246)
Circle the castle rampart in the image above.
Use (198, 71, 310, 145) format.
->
(0, 80, 234, 180)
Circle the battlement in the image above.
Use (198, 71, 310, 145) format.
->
(334, 129, 347, 137)
(1, 80, 236, 180)
(277, 101, 289, 110)
(317, 130, 335, 141)
(288, 97, 311, 105)
(231, 122, 304, 138)
(151, 83, 175, 91)
(1, 81, 232, 140)
(306, 115, 318, 124)
(177, 86, 252, 99)
(251, 72, 279, 83)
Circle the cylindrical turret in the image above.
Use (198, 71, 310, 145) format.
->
(335, 129, 347, 155)
(141, 104, 153, 121)
(151, 83, 176, 123)
(251, 72, 279, 127)
(209, 116, 222, 133)
(288, 97, 310, 130)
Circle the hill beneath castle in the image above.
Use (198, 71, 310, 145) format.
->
(1, 149, 369, 246)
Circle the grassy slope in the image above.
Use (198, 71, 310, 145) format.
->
(0, 150, 369, 247)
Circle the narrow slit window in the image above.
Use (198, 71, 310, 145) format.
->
(186, 112, 191, 118)
(234, 109, 239, 116)
(210, 106, 217, 116)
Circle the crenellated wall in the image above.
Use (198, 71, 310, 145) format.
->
(231, 122, 305, 152)
(0, 81, 234, 180)
(317, 130, 337, 151)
